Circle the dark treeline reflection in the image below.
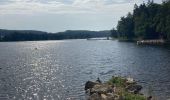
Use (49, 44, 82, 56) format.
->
(0, 29, 111, 41)
(113, 0, 170, 41)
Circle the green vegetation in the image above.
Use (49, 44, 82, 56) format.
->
(113, 0, 170, 41)
(110, 28, 118, 38)
(107, 76, 126, 87)
(0, 29, 111, 41)
(107, 77, 146, 100)
(124, 92, 146, 100)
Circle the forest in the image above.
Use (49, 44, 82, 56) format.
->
(0, 29, 110, 41)
(113, 0, 170, 41)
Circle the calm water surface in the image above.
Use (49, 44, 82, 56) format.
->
(0, 40, 170, 100)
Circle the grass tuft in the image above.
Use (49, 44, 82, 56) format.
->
(107, 76, 126, 87)
(124, 92, 146, 100)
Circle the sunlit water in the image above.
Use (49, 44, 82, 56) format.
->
(0, 40, 170, 100)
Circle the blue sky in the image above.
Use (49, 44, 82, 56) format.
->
(0, 0, 162, 32)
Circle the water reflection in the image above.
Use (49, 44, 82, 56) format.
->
(0, 40, 170, 99)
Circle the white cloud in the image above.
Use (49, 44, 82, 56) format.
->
(0, 0, 136, 14)
(0, 0, 163, 32)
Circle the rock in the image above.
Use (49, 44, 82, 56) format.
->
(85, 81, 99, 90)
(89, 93, 116, 100)
(86, 77, 145, 100)
(147, 96, 152, 100)
(106, 93, 117, 100)
(126, 84, 142, 94)
(125, 77, 142, 94)
(90, 84, 113, 94)
(88, 93, 101, 100)
(113, 94, 120, 100)
(101, 94, 107, 99)
(126, 77, 135, 84)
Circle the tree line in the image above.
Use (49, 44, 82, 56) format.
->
(112, 0, 170, 41)
(0, 29, 111, 41)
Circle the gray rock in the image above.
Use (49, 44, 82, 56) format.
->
(90, 84, 113, 94)
(147, 96, 152, 100)
(85, 81, 99, 90)
(126, 84, 142, 94)
(88, 93, 101, 100)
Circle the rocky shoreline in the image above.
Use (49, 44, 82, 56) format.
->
(85, 76, 152, 100)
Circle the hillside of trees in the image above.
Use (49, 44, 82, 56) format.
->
(0, 29, 111, 41)
(113, 0, 170, 41)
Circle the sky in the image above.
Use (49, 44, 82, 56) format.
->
(0, 0, 162, 32)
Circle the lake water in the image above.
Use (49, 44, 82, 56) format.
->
(0, 39, 170, 100)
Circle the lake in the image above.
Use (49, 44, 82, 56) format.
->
(0, 39, 170, 100)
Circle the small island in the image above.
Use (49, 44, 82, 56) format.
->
(85, 76, 151, 100)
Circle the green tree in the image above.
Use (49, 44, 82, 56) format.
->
(116, 0, 170, 40)
(117, 13, 134, 40)
(111, 28, 118, 38)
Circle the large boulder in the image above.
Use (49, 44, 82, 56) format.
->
(90, 84, 113, 94)
(126, 84, 142, 94)
(85, 81, 99, 90)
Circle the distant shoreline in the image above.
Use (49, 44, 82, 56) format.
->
(0, 29, 111, 42)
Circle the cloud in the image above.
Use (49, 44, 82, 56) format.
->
(0, 0, 163, 32)
(0, 0, 136, 14)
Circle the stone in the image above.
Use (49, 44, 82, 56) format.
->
(88, 93, 101, 100)
(126, 84, 142, 94)
(85, 81, 99, 90)
(86, 77, 146, 100)
(90, 84, 113, 94)
(147, 96, 152, 100)
(106, 93, 117, 100)
(101, 94, 107, 99)
(126, 77, 135, 84)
